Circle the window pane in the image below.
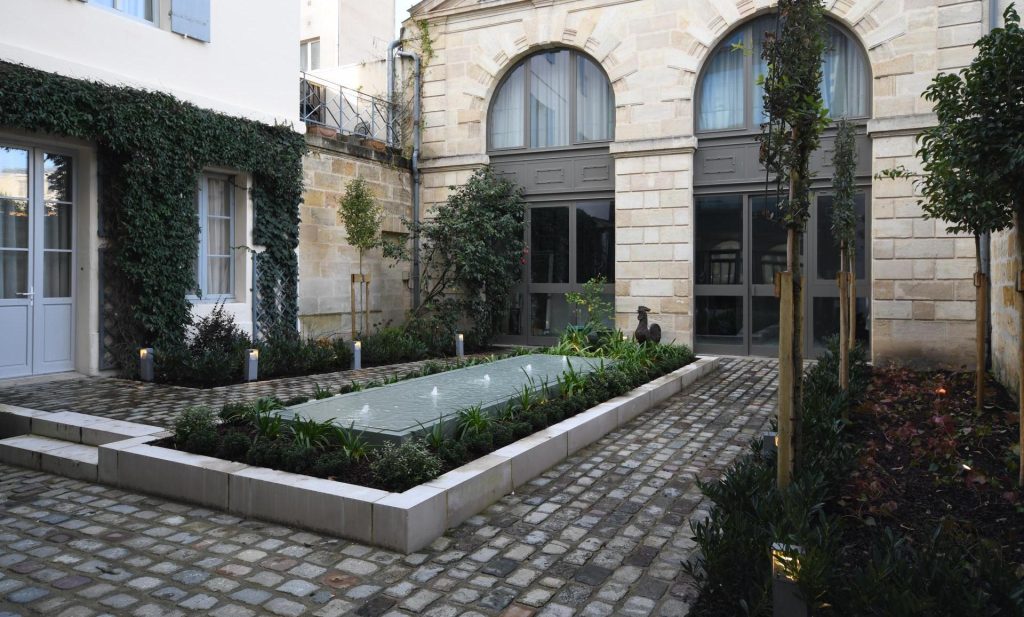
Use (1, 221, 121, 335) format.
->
(751, 195, 787, 284)
(576, 200, 614, 283)
(300, 43, 308, 72)
(490, 65, 525, 149)
(500, 291, 523, 336)
(752, 16, 774, 126)
(812, 296, 868, 354)
(44, 203, 72, 250)
(530, 293, 572, 337)
(44, 154, 72, 202)
(817, 194, 866, 280)
(0, 250, 28, 299)
(751, 296, 779, 347)
(207, 217, 230, 256)
(310, 41, 321, 71)
(697, 31, 745, 131)
(120, 0, 153, 21)
(822, 26, 869, 118)
(0, 199, 29, 249)
(44, 252, 72, 298)
(207, 177, 229, 216)
(529, 51, 570, 148)
(530, 207, 569, 284)
(0, 147, 29, 199)
(695, 296, 743, 346)
(695, 195, 742, 285)
(92, 0, 114, 7)
(576, 56, 613, 142)
(207, 257, 231, 296)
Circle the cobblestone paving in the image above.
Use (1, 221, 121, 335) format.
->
(0, 357, 776, 617)
(0, 355, 492, 428)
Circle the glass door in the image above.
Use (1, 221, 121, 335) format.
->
(0, 146, 32, 377)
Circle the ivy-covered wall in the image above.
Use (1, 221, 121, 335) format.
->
(0, 61, 306, 370)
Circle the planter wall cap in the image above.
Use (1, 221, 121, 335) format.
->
(425, 453, 511, 489)
(125, 444, 250, 473)
(232, 466, 390, 503)
(372, 484, 447, 553)
(491, 431, 557, 459)
(0, 404, 50, 417)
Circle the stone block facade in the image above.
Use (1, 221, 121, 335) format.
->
(298, 131, 413, 338)
(402, 0, 996, 366)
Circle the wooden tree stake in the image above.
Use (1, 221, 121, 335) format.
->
(777, 271, 795, 489)
(975, 271, 987, 414)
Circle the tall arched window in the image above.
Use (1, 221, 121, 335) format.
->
(488, 49, 614, 151)
(696, 15, 870, 132)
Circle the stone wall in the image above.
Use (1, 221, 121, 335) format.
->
(407, 0, 988, 364)
(298, 130, 413, 338)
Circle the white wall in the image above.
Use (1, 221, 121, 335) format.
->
(0, 0, 300, 127)
(301, 0, 393, 95)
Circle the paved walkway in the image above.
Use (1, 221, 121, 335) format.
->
(0, 356, 490, 428)
(0, 357, 776, 617)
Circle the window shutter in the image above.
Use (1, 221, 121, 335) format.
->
(171, 0, 211, 42)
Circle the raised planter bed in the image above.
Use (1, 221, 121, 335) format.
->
(0, 356, 719, 553)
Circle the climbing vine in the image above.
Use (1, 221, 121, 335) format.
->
(0, 61, 306, 372)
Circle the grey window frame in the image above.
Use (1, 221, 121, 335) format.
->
(487, 49, 615, 154)
(301, 38, 322, 72)
(694, 15, 872, 135)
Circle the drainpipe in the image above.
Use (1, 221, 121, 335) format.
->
(398, 49, 423, 311)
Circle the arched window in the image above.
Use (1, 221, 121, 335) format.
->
(697, 16, 869, 132)
(488, 49, 614, 151)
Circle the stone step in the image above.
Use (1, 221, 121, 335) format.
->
(0, 434, 98, 482)
(30, 411, 165, 446)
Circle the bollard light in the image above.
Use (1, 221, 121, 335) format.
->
(771, 543, 808, 617)
(763, 431, 778, 458)
(456, 333, 465, 358)
(245, 349, 259, 382)
(139, 348, 155, 382)
(352, 340, 362, 370)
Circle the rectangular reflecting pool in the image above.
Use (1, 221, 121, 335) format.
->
(281, 354, 606, 443)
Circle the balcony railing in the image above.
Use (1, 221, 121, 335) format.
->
(300, 73, 401, 148)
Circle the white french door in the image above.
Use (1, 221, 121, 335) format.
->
(0, 145, 75, 379)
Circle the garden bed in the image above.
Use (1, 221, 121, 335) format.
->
(97, 350, 717, 552)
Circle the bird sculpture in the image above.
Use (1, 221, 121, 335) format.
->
(634, 306, 662, 344)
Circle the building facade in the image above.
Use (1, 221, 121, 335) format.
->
(300, 0, 396, 94)
(0, 0, 300, 378)
(405, 0, 1006, 367)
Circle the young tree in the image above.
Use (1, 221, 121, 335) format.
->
(831, 119, 858, 393)
(759, 0, 829, 488)
(338, 177, 383, 338)
(917, 5, 1024, 480)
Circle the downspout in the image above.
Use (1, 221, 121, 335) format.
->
(395, 47, 419, 313)
(982, 0, 999, 368)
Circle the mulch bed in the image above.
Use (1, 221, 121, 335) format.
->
(840, 367, 1024, 569)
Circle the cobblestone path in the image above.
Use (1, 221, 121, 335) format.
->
(0, 357, 776, 617)
(0, 355, 492, 429)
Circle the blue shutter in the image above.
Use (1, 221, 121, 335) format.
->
(171, 0, 211, 42)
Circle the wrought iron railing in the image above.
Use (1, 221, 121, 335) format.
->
(300, 73, 401, 147)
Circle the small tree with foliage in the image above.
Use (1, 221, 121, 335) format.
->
(338, 177, 383, 337)
(387, 167, 526, 349)
(759, 0, 829, 488)
(831, 119, 858, 393)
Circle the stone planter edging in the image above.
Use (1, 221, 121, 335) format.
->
(1, 356, 720, 553)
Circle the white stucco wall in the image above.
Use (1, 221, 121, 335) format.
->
(0, 0, 300, 127)
(301, 0, 394, 95)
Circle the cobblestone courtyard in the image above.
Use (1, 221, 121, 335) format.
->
(0, 358, 776, 617)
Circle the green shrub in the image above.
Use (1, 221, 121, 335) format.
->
(257, 331, 351, 379)
(184, 427, 218, 456)
(280, 445, 317, 474)
(283, 395, 310, 406)
(216, 429, 252, 460)
(491, 422, 514, 448)
(436, 439, 469, 468)
(370, 442, 443, 492)
(312, 450, 351, 479)
(173, 406, 217, 447)
(219, 402, 252, 425)
(157, 304, 251, 386)
(362, 326, 429, 366)
(512, 421, 533, 440)
(245, 439, 287, 468)
(462, 432, 493, 457)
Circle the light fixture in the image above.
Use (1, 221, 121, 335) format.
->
(771, 543, 808, 617)
(456, 333, 465, 358)
(139, 347, 155, 382)
(245, 349, 259, 382)
(352, 340, 362, 370)
(763, 431, 778, 458)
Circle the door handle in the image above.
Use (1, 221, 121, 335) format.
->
(16, 292, 34, 297)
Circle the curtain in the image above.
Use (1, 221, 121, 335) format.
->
(576, 56, 613, 142)
(752, 16, 774, 127)
(530, 51, 570, 147)
(698, 31, 745, 131)
(205, 178, 232, 296)
(822, 26, 868, 118)
(120, 0, 152, 20)
(490, 65, 525, 149)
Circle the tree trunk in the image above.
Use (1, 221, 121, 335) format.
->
(791, 226, 804, 474)
(848, 248, 857, 350)
(839, 244, 850, 395)
(975, 236, 986, 415)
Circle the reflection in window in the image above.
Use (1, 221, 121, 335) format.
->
(817, 194, 867, 280)
(750, 195, 787, 285)
(695, 296, 744, 346)
(698, 31, 745, 131)
(577, 56, 614, 142)
(491, 65, 525, 149)
(531, 293, 573, 337)
(530, 52, 571, 148)
(576, 201, 614, 282)
(695, 195, 743, 285)
(530, 207, 570, 284)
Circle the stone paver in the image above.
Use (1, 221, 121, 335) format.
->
(0, 357, 775, 616)
(0, 354, 491, 428)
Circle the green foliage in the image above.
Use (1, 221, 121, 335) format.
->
(0, 62, 305, 369)
(253, 411, 284, 443)
(332, 424, 370, 462)
(386, 167, 526, 347)
(566, 276, 614, 330)
(157, 303, 252, 386)
(216, 429, 252, 460)
(456, 405, 493, 440)
(312, 384, 334, 400)
(362, 326, 429, 365)
(831, 118, 858, 250)
(287, 417, 334, 451)
(257, 334, 352, 380)
(369, 441, 443, 492)
(759, 1, 830, 232)
(312, 450, 352, 479)
(173, 406, 217, 448)
(337, 177, 383, 259)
